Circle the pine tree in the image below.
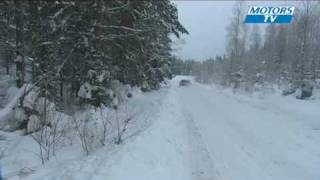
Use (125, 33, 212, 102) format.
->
(0, 0, 188, 107)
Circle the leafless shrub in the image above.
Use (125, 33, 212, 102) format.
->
(72, 116, 92, 155)
(114, 105, 136, 145)
(99, 107, 112, 146)
(72, 107, 113, 155)
(30, 96, 65, 164)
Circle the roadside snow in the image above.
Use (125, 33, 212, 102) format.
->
(178, 80, 320, 180)
(0, 85, 26, 130)
(1, 76, 320, 180)
(20, 80, 216, 180)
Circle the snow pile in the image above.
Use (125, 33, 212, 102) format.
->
(0, 85, 26, 131)
(20, 81, 215, 180)
(0, 81, 166, 179)
(2, 76, 320, 180)
(0, 74, 17, 109)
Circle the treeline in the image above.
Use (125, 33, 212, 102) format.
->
(0, 0, 187, 107)
(173, 1, 320, 97)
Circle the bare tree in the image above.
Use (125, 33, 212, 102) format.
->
(226, 1, 247, 86)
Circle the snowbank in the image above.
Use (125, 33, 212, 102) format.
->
(0, 82, 167, 179)
(0, 85, 26, 131)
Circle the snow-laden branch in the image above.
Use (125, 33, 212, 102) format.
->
(95, 25, 144, 32)
(106, 2, 130, 12)
(53, 4, 73, 19)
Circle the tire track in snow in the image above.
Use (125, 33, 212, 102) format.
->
(170, 86, 219, 180)
(182, 106, 219, 180)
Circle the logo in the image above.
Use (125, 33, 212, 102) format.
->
(244, 6, 295, 23)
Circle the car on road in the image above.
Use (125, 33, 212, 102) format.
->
(179, 79, 191, 86)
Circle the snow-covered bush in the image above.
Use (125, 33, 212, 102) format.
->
(78, 70, 115, 107)
(77, 78, 134, 108)
(109, 80, 131, 104)
(78, 82, 92, 99)
(296, 80, 314, 99)
(282, 79, 314, 99)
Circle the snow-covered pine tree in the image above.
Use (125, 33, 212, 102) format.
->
(0, 0, 187, 108)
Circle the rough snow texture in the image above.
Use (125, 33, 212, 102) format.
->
(1, 76, 320, 180)
(26, 115, 41, 134)
(0, 85, 26, 131)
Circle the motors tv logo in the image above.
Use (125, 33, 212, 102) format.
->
(244, 6, 295, 23)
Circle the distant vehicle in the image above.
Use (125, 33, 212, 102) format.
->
(179, 79, 191, 86)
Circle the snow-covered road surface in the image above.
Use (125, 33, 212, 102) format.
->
(177, 80, 320, 180)
(11, 76, 320, 180)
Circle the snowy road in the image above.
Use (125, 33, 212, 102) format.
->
(21, 77, 320, 180)
(176, 78, 320, 180)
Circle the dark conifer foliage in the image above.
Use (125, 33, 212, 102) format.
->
(0, 0, 188, 106)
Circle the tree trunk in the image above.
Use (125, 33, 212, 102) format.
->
(14, 0, 25, 88)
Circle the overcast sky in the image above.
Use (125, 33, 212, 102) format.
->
(172, 1, 234, 61)
(172, 1, 296, 61)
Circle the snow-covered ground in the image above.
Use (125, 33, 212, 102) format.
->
(1, 76, 320, 180)
(177, 79, 320, 180)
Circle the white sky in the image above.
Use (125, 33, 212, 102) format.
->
(172, 1, 234, 61)
(172, 1, 298, 61)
